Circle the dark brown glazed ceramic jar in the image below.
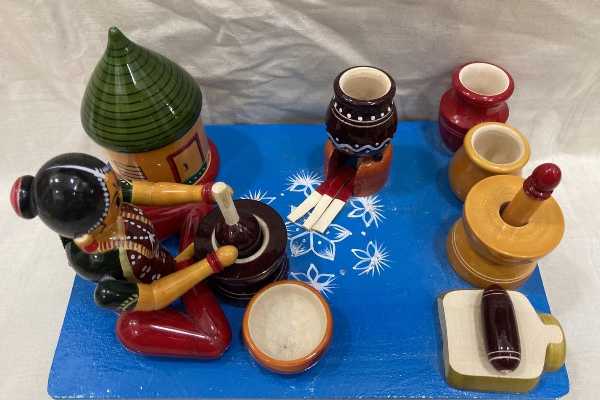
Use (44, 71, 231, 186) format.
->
(326, 66, 398, 158)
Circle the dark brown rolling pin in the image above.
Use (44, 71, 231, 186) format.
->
(482, 285, 521, 372)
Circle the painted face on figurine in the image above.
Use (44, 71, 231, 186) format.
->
(10, 153, 122, 239)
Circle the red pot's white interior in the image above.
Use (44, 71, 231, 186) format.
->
(339, 67, 391, 100)
(459, 63, 510, 96)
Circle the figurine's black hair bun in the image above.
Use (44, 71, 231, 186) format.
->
(10, 175, 37, 219)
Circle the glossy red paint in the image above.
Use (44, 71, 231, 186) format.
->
(140, 139, 218, 240)
(202, 139, 220, 186)
(141, 203, 210, 241)
(9, 177, 21, 217)
(116, 302, 231, 359)
(524, 163, 562, 200)
(179, 203, 212, 251)
(438, 62, 514, 152)
(116, 260, 231, 359)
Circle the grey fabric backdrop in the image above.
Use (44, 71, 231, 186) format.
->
(1, 1, 599, 399)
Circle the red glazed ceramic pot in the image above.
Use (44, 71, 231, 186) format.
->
(326, 66, 397, 157)
(439, 62, 514, 152)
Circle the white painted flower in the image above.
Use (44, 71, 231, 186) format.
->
(351, 241, 390, 276)
(241, 189, 276, 205)
(286, 221, 351, 261)
(347, 195, 385, 228)
(286, 170, 323, 197)
(291, 263, 336, 296)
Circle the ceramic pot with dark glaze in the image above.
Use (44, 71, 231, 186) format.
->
(324, 66, 397, 196)
(439, 62, 514, 152)
(326, 66, 397, 157)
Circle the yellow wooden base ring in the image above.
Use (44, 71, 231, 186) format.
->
(464, 175, 564, 262)
(446, 220, 537, 289)
(538, 313, 567, 372)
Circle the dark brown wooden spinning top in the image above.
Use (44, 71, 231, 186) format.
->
(211, 182, 263, 258)
(195, 183, 288, 304)
(215, 210, 262, 258)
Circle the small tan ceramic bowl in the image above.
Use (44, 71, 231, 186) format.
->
(242, 280, 333, 374)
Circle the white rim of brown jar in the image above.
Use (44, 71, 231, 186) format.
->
(339, 66, 392, 101)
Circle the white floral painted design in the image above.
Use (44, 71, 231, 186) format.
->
(291, 263, 336, 296)
(351, 241, 390, 276)
(286, 170, 323, 197)
(347, 195, 385, 228)
(240, 189, 276, 205)
(286, 221, 351, 261)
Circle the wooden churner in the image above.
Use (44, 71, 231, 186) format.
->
(447, 163, 564, 289)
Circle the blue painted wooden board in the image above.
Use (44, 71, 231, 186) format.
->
(48, 122, 569, 399)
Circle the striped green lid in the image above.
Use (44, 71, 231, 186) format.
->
(81, 27, 202, 153)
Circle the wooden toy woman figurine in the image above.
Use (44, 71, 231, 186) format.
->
(10, 153, 238, 358)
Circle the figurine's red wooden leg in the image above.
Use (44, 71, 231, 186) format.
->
(116, 197, 229, 359)
(179, 204, 211, 251)
(174, 256, 232, 352)
(116, 307, 228, 359)
(116, 237, 231, 359)
(181, 282, 231, 352)
(116, 277, 231, 358)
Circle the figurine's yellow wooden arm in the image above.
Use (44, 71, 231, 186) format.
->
(94, 245, 238, 312)
(135, 245, 237, 311)
(129, 180, 214, 206)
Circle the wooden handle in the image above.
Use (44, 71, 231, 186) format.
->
(538, 313, 567, 372)
(134, 245, 238, 311)
(131, 181, 214, 206)
(501, 163, 561, 227)
(212, 182, 239, 225)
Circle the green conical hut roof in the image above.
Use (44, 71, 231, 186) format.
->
(81, 27, 202, 153)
